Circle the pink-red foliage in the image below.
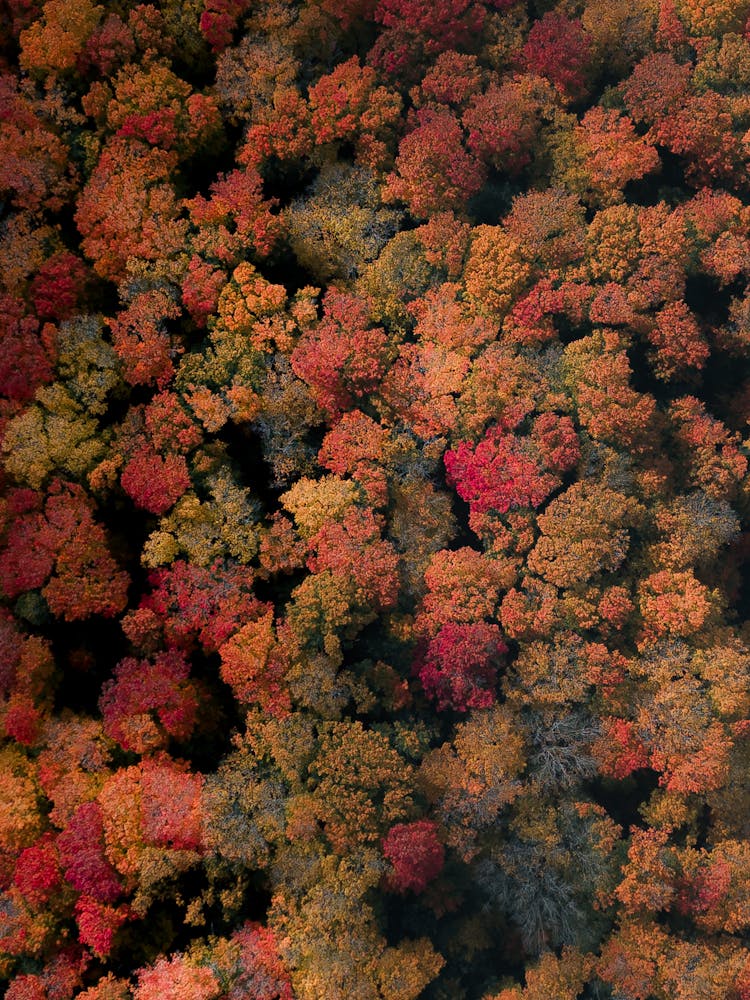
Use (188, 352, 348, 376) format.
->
(445, 425, 561, 517)
(57, 802, 123, 904)
(0, 482, 129, 620)
(375, 0, 486, 57)
(307, 507, 400, 611)
(13, 834, 62, 906)
(382, 819, 444, 893)
(122, 559, 264, 654)
(384, 108, 485, 217)
(100, 650, 200, 753)
(200, 0, 251, 53)
(417, 621, 506, 711)
(226, 923, 295, 1000)
(120, 447, 191, 515)
(139, 758, 204, 852)
(291, 291, 389, 418)
(31, 253, 88, 321)
(521, 12, 592, 100)
(0, 297, 54, 401)
(75, 895, 130, 958)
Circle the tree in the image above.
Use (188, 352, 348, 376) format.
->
(462, 225, 531, 320)
(219, 611, 291, 717)
(18, 0, 102, 78)
(463, 76, 547, 175)
(238, 86, 313, 171)
(355, 229, 435, 328)
(309, 721, 415, 852)
(383, 108, 485, 218)
(420, 705, 525, 860)
(186, 922, 296, 1000)
(410, 51, 483, 111)
(100, 650, 202, 754)
(456, 342, 540, 439)
(668, 396, 747, 500)
(444, 419, 575, 523)
(199, 0, 251, 53)
(306, 506, 400, 612)
(416, 621, 506, 712)
(214, 35, 298, 121)
(317, 410, 390, 507)
(559, 107, 661, 207)
(74, 894, 130, 959)
(673, 0, 750, 38)
(646, 301, 709, 380)
(120, 447, 191, 515)
(307, 56, 402, 169)
(75, 974, 131, 1000)
(378, 341, 469, 439)
(280, 474, 359, 539)
(652, 91, 746, 187)
(0, 77, 75, 213)
(0, 480, 129, 620)
(0, 747, 44, 867)
(141, 472, 259, 568)
(487, 948, 592, 1000)
(382, 819, 444, 894)
(122, 558, 262, 655)
(12, 835, 62, 909)
(637, 569, 716, 644)
(134, 954, 220, 1000)
(291, 290, 389, 419)
(97, 755, 205, 897)
(35, 715, 113, 827)
(526, 482, 642, 590)
(508, 634, 596, 711)
(521, 12, 592, 102)
(372, 0, 490, 73)
(201, 735, 286, 869)
(580, 0, 656, 80)
(207, 260, 295, 356)
(108, 286, 182, 389)
(415, 545, 515, 637)
(563, 330, 660, 453)
(386, 473, 457, 598)
(104, 59, 221, 158)
(287, 165, 401, 284)
(414, 211, 471, 280)
(185, 165, 283, 266)
(682, 189, 750, 286)
(57, 801, 122, 903)
(621, 52, 692, 127)
(503, 189, 586, 270)
(75, 138, 187, 282)
(0, 297, 54, 404)
(31, 252, 88, 321)
(81, 12, 135, 75)
(408, 282, 495, 355)
(269, 850, 443, 999)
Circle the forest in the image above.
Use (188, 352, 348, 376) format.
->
(1, 0, 750, 997)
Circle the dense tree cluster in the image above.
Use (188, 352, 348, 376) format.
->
(2, 0, 750, 997)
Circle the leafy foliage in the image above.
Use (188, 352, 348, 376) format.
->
(2, 2, 750, 998)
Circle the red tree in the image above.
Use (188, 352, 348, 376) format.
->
(291, 291, 389, 418)
(382, 819, 444, 894)
(100, 650, 201, 754)
(384, 107, 485, 218)
(521, 12, 592, 101)
(120, 447, 191, 515)
(445, 423, 567, 519)
(417, 621, 506, 711)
